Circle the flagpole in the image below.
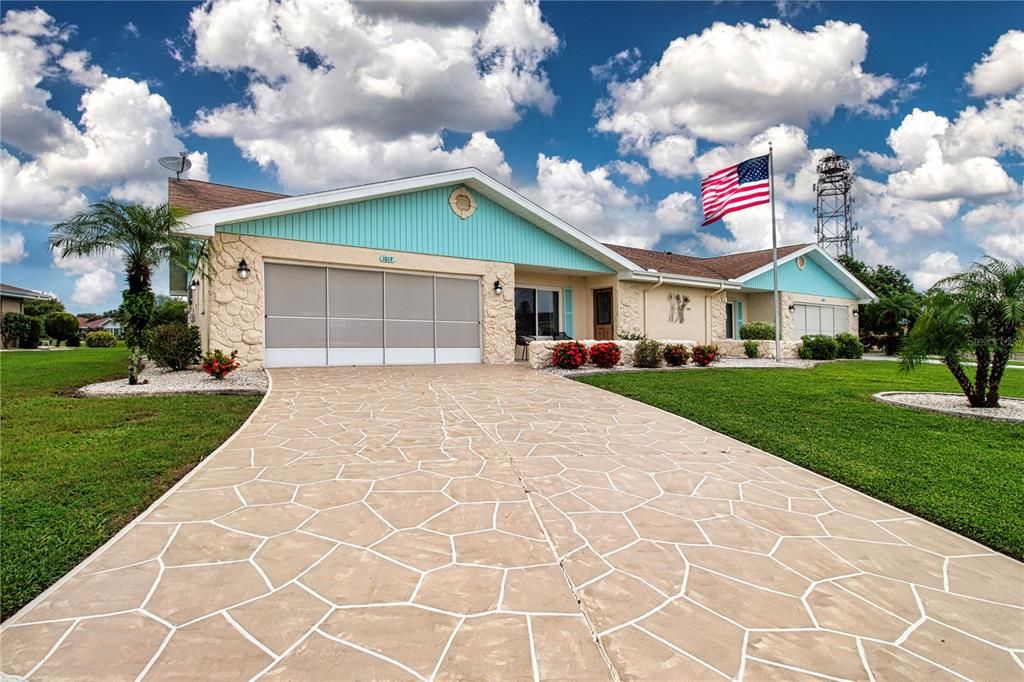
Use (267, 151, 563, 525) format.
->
(769, 142, 781, 363)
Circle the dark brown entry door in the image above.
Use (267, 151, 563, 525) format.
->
(593, 288, 614, 340)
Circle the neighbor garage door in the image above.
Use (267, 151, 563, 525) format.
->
(794, 303, 848, 337)
(265, 263, 481, 368)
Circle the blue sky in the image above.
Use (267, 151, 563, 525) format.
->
(1, 1, 1021, 313)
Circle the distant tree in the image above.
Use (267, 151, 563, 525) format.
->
(838, 255, 922, 345)
(151, 296, 188, 326)
(101, 308, 121, 319)
(23, 296, 65, 318)
(901, 257, 1024, 407)
(77, 312, 103, 321)
(44, 311, 80, 346)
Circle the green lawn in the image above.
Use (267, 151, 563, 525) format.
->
(1, 347, 260, 620)
(579, 361, 1024, 560)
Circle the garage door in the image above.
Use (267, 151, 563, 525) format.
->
(794, 304, 848, 338)
(265, 263, 481, 368)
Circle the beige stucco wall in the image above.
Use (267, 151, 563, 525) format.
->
(641, 284, 714, 342)
(196, 233, 515, 368)
(1, 297, 24, 314)
(514, 269, 593, 339)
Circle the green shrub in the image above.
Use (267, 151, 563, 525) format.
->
(148, 323, 201, 371)
(85, 331, 118, 348)
(66, 335, 81, 347)
(663, 344, 690, 366)
(740, 321, 775, 340)
(551, 341, 589, 369)
(633, 338, 664, 368)
(743, 339, 761, 358)
(44, 311, 79, 346)
(19, 317, 41, 349)
(798, 335, 839, 360)
(1, 312, 31, 348)
(618, 330, 647, 341)
(202, 348, 241, 379)
(834, 332, 864, 359)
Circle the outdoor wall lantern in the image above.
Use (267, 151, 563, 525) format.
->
(787, 304, 796, 313)
(493, 280, 503, 296)
(237, 259, 250, 280)
(852, 309, 859, 317)
(189, 279, 199, 291)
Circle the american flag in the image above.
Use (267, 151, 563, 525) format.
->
(700, 154, 771, 226)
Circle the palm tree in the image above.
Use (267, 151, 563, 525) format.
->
(901, 257, 1024, 407)
(50, 200, 204, 384)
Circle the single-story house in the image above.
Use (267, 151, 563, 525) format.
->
(78, 316, 122, 337)
(1, 283, 49, 314)
(170, 169, 875, 368)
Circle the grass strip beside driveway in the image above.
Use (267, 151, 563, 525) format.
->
(579, 361, 1024, 560)
(0, 347, 260, 620)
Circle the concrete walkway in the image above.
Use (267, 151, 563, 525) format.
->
(2, 365, 1022, 680)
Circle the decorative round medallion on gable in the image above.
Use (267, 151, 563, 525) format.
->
(796, 255, 807, 270)
(449, 187, 477, 219)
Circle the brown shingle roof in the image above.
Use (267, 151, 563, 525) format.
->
(168, 179, 289, 215)
(604, 243, 812, 280)
(604, 244, 728, 280)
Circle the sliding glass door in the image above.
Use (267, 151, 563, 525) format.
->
(514, 287, 560, 336)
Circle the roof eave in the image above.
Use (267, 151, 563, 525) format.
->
(620, 270, 741, 290)
(173, 168, 642, 274)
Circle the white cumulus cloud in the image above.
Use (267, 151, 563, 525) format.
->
(0, 230, 28, 264)
(187, 0, 557, 191)
(594, 19, 897, 174)
(965, 30, 1024, 98)
(0, 8, 208, 224)
(912, 251, 962, 290)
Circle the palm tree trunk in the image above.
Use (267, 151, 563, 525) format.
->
(986, 349, 1009, 407)
(944, 355, 982, 407)
(972, 346, 991, 408)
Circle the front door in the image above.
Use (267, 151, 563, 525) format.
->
(593, 288, 614, 340)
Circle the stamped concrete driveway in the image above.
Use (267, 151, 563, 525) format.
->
(2, 365, 1022, 681)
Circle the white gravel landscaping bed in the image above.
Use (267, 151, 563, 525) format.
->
(873, 391, 1024, 423)
(77, 364, 267, 397)
(547, 357, 821, 378)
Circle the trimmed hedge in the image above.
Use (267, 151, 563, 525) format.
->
(44, 312, 79, 346)
(740, 321, 775, 340)
(85, 331, 118, 348)
(743, 339, 761, 358)
(834, 332, 864, 359)
(20, 317, 41, 349)
(1, 312, 31, 348)
(798, 335, 839, 360)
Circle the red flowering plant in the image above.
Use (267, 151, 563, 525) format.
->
(201, 349, 241, 380)
(589, 342, 621, 368)
(550, 341, 590, 369)
(691, 344, 720, 367)
(663, 344, 691, 367)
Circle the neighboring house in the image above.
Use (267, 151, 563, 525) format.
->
(170, 169, 875, 368)
(1, 283, 49, 314)
(78, 316, 122, 338)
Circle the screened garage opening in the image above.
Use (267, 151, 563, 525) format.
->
(793, 303, 849, 338)
(264, 262, 481, 368)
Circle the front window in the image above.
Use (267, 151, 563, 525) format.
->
(515, 287, 560, 337)
(726, 302, 735, 339)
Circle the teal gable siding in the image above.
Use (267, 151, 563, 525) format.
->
(217, 185, 613, 273)
(743, 256, 858, 300)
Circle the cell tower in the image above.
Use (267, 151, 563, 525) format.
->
(813, 153, 858, 259)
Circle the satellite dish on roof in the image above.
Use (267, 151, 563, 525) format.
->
(159, 152, 192, 179)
